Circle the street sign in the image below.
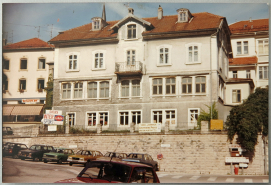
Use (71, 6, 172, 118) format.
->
(225, 157, 249, 163)
(139, 123, 161, 132)
(239, 163, 248, 168)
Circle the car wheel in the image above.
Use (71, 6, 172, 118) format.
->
(44, 159, 48, 163)
(69, 162, 73, 166)
(58, 159, 62, 164)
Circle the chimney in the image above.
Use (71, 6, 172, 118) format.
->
(128, 7, 134, 15)
(158, 5, 163, 20)
(102, 3, 106, 21)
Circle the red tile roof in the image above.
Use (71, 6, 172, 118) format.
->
(229, 56, 258, 66)
(3, 38, 54, 50)
(50, 12, 224, 42)
(229, 19, 268, 34)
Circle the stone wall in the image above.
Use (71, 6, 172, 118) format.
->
(3, 133, 267, 175)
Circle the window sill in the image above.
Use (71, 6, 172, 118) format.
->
(124, 38, 139, 41)
(157, 64, 172, 67)
(118, 96, 142, 99)
(66, 69, 80, 72)
(3, 69, 10, 72)
(92, 68, 106, 71)
(19, 69, 28, 72)
(185, 62, 201, 65)
(236, 54, 249, 56)
(37, 69, 46, 71)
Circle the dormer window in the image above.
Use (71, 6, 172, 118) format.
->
(127, 24, 136, 39)
(94, 20, 100, 30)
(180, 12, 187, 22)
(177, 8, 192, 23)
(91, 17, 107, 31)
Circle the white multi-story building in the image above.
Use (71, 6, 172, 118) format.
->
(226, 19, 269, 105)
(49, 6, 232, 131)
(2, 38, 54, 127)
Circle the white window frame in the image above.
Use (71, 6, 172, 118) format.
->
(257, 39, 269, 55)
(86, 112, 97, 127)
(119, 79, 142, 99)
(195, 76, 206, 94)
(182, 77, 192, 94)
(66, 112, 76, 126)
(232, 71, 238, 78)
(38, 57, 46, 70)
(85, 111, 109, 128)
(92, 50, 106, 70)
(118, 110, 142, 127)
(185, 43, 202, 64)
(73, 82, 83, 99)
(232, 89, 241, 103)
(127, 49, 136, 65)
(127, 24, 137, 39)
(87, 81, 98, 99)
(19, 78, 27, 91)
(61, 82, 72, 99)
(156, 45, 172, 66)
(188, 108, 200, 127)
(3, 58, 10, 71)
(236, 41, 248, 55)
(37, 78, 45, 91)
(151, 109, 177, 127)
(20, 58, 28, 70)
(66, 52, 80, 72)
(246, 70, 251, 79)
(259, 66, 269, 80)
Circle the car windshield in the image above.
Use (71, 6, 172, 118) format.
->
(78, 161, 131, 183)
(51, 149, 64, 153)
(29, 146, 41, 150)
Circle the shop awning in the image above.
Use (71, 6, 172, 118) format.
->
(3, 106, 15, 116)
(10, 105, 44, 115)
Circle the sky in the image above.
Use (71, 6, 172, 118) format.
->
(2, 1, 270, 44)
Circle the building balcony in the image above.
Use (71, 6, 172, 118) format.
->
(115, 61, 143, 75)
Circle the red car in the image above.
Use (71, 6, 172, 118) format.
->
(55, 158, 160, 183)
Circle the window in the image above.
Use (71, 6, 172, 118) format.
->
(237, 41, 248, 54)
(87, 113, 96, 126)
(95, 53, 104, 68)
(159, 48, 169, 64)
(3, 80, 8, 91)
(37, 79, 44, 89)
(20, 59, 27, 69)
(67, 113, 75, 126)
(153, 78, 162, 95)
(188, 46, 198, 62)
(132, 80, 140, 96)
(38, 58, 46, 69)
(232, 89, 241, 103)
(189, 109, 199, 127)
(74, 82, 83, 98)
(69, 55, 77, 70)
(258, 40, 269, 55)
(195, 77, 206, 93)
(179, 12, 187, 22)
(87, 82, 97, 98)
(259, 66, 268, 79)
(166, 110, 176, 125)
(120, 112, 129, 126)
(121, 80, 129, 97)
(94, 20, 100, 30)
(132, 111, 141, 125)
(153, 111, 163, 123)
(100, 81, 109, 98)
(62, 83, 71, 99)
(19, 79, 26, 90)
(246, 70, 251, 79)
(182, 77, 192, 94)
(127, 24, 136, 39)
(233, 71, 238, 78)
(127, 50, 136, 65)
(99, 112, 108, 126)
(3, 59, 9, 70)
(166, 78, 175, 94)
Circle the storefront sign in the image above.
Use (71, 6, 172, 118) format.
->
(48, 125, 57, 131)
(43, 114, 54, 124)
(239, 163, 248, 168)
(225, 157, 249, 163)
(54, 115, 64, 125)
(46, 110, 62, 115)
(22, 99, 40, 104)
(139, 123, 161, 133)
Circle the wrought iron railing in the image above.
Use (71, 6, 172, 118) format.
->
(115, 61, 143, 73)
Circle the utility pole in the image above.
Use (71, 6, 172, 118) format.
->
(38, 26, 40, 38)
(50, 24, 53, 39)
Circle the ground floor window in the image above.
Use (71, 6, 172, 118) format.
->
(153, 111, 163, 123)
(188, 108, 199, 127)
(118, 110, 142, 127)
(166, 110, 176, 125)
(87, 113, 96, 126)
(120, 112, 129, 126)
(67, 113, 75, 126)
(132, 111, 141, 124)
(232, 89, 241, 103)
(86, 112, 108, 127)
(99, 112, 108, 126)
(152, 110, 176, 125)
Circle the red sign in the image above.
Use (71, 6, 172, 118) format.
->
(157, 154, 163, 160)
(55, 115, 64, 121)
(44, 114, 54, 119)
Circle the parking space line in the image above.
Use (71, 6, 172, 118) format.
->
(244, 179, 253, 183)
(263, 179, 269, 183)
(190, 176, 200, 180)
(226, 178, 234, 182)
(172, 176, 182, 179)
(207, 177, 217, 181)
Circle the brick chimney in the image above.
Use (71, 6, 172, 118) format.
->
(128, 7, 134, 15)
(158, 5, 163, 20)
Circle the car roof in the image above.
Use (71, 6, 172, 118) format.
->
(94, 158, 152, 168)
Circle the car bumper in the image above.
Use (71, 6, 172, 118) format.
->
(43, 157, 59, 162)
(67, 159, 86, 164)
(19, 155, 33, 160)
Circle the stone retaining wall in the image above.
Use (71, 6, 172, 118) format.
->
(3, 133, 267, 175)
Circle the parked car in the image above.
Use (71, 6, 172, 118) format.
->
(123, 153, 159, 171)
(103, 152, 127, 159)
(3, 127, 13, 135)
(43, 148, 74, 164)
(55, 158, 160, 183)
(3, 142, 28, 158)
(18, 144, 54, 161)
(68, 150, 103, 166)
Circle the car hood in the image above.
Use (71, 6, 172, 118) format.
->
(69, 154, 92, 158)
(20, 149, 37, 153)
(44, 152, 64, 156)
(55, 177, 120, 183)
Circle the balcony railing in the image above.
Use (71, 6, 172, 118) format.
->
(115, 61, 143, 75)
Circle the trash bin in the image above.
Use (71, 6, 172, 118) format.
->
(234, 165, 239, 175)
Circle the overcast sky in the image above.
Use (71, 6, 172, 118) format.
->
(2, 1, 270, 44)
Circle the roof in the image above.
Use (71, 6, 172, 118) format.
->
(49, 12, 224, 43)
(229, 19, 269, 34)
(229, 56, 258, 66)
(3, 38, 54, 50)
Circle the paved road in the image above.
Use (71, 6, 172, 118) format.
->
(2, 157, 269, 183)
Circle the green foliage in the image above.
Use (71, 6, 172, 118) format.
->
(226, 87, 268, 152)
(44, 74, 54, 111)
(69, 127, 96, 134)
(197, 102, 218, 128)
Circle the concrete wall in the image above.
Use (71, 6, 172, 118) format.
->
(3, 133, 267, 175)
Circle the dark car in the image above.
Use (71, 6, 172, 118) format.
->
(103, 152, 127, 159)
(43, 148, 74, 164)
(3, 127, 13, 135)
(3, 142, 28, 158)
(55, 158, 160, 183)
(123, 153, 159, 171)
(18, 144, 54, 161)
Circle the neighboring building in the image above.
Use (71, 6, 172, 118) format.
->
(226, 19, 269, 105)
(2, 38, 55, 127)
(49, 5, 232, 131)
